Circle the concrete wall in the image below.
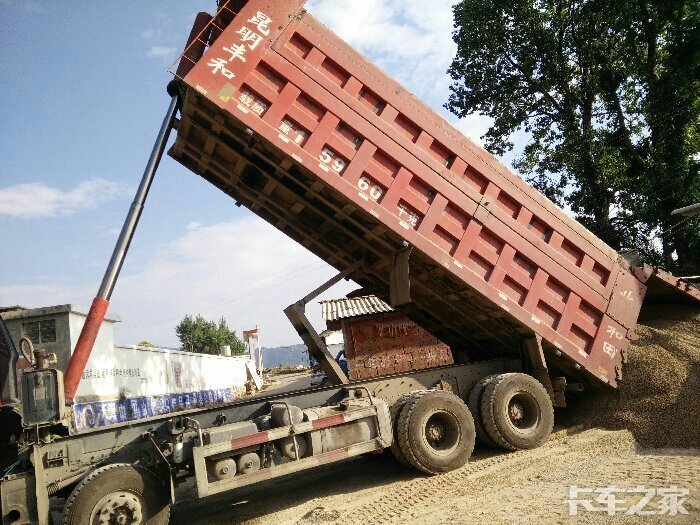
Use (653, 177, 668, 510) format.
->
(73, 346, 254, 432)
(1, 305, 119, 372)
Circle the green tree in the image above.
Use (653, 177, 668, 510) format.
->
(175, 315, 246, 355)
(137, 340, 155, 348)
(447, 0, 699, 273)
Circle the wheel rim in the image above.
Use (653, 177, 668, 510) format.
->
(90, 491, 144, 525)
(423, 410, 461, 454)
(505, 391, 540, 431)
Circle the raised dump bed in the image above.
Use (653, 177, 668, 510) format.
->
(168, 0, 699, 390)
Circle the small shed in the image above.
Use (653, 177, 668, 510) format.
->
(0, 304, 121, 372)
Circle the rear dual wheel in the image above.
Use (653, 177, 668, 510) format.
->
(467, 374, 501, 448)
(469, 373, 554, 451)
(394, 390, 475, 474)
(388, 393, 418, 466)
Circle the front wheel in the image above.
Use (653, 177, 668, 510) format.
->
(63, 464, 170, 525)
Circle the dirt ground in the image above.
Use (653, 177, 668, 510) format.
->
(172, 304, 700, 524)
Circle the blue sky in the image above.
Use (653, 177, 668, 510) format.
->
(0, 0, 516, 347)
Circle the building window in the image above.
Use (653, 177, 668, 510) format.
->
(21, 319, 57, 344)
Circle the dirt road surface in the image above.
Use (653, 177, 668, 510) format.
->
(262, 372, 315, 395)
(172, 425, 699, 524)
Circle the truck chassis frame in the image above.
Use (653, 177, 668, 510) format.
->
(2, 356, 519, 524)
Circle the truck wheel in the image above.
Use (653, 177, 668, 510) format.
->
(480, 373, 554, 451)
(467, 375, 500, 448)
(388, 393, 421, 466)
(63, 463, 169, 525)
(397, 390, 475, 474)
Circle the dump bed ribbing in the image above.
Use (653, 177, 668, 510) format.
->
(168, 0, 699, 389)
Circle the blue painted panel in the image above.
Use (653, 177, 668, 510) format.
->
(73, 388, 236, 431)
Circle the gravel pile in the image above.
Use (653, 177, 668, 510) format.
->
(564, 303, 700, 449)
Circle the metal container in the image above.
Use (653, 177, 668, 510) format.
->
(168, 0, 699, 389)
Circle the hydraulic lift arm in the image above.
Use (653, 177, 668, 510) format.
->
(62, 13, 214, 404)
(63, 96, 179, 403)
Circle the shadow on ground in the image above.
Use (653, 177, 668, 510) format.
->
(170, 454, 413, 525)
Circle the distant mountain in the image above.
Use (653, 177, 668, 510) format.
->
(262, 344, 309, 368)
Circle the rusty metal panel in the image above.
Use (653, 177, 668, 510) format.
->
(341, 313, 453, 380)
(167, 0, 697, 389)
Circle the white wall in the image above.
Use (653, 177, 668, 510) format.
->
(72, 347, 255, 432)
(76, 345, 252, 401)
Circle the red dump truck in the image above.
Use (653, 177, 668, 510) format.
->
(1, 1, 698, 524)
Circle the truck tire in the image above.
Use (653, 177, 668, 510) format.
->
(480, 373, 554, 451)
(63, 463, 170, 525)
(397, 390, 475, 474)
(466, 375, 500, 448)
(388, 392, 422, 466)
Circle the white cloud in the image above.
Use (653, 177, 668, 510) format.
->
(141, 28, 163, 40)
(0, 216, 358, 348)
(0, 0, 46, 14)
(112, 216, 357, 347)
(0, 179, 128, 219)
(307, 0, 496, 152)
(0, 283, 87, 311)
(186, 221, 202, 231)
(145, 45, 176, 59)
(140, 10, 179, 62)
(307, 0, 457, 105)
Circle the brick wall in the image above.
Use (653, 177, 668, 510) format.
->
(341, 313, 453, 380)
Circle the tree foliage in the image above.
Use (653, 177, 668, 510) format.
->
(175, 315, 246, 356)
(447, 0, 699, 273)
